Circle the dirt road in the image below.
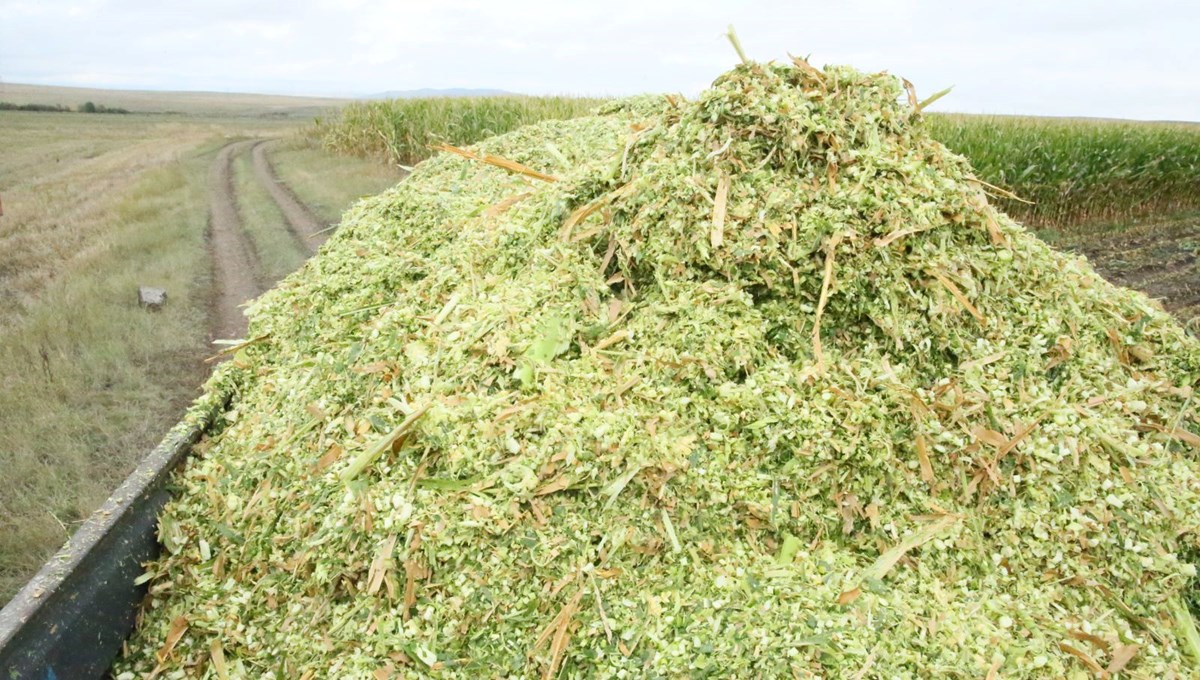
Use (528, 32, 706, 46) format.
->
(208, 140, 263, 340)
(207, 139, 325, 340)
(250, 141, 328, 253)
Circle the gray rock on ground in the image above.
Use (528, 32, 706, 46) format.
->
(137, 286, 167, 310)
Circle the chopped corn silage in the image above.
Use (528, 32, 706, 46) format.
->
(116, 60, 1200, 678)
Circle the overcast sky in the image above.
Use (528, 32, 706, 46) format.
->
(0, 0, 1196, 120)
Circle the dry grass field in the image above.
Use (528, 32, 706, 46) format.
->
(0, 89, 402, 602)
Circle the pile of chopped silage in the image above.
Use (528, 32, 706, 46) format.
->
(115, 58, 1200, 679)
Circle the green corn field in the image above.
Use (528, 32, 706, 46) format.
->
(313, 96, 1200, 230)
(928, 114, 1200, 227)
(311, 96, 601, 167)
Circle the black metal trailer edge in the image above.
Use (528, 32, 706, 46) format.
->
(0, 396, 228, 680)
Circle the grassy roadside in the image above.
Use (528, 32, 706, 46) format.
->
(0, 129, 217, 601)
(0, 110, 413, 604)
(264, 142, 403, 224)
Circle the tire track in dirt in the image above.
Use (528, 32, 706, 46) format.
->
(250, 140, 330, 253)
(208, 140, 263, 340)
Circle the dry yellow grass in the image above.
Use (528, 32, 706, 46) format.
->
(0, 100, 402, 603)
(0, 113, 228, 600)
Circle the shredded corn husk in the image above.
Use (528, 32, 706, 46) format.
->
(115, 59, 1200, 679)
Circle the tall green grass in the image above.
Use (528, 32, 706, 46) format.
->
(314, 97, 1200, 229)
(311, 96, 602, 165)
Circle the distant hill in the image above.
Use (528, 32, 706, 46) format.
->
(366, 88, 515, 99)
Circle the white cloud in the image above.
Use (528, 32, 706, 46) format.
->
(0, 0, 1194, 119)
